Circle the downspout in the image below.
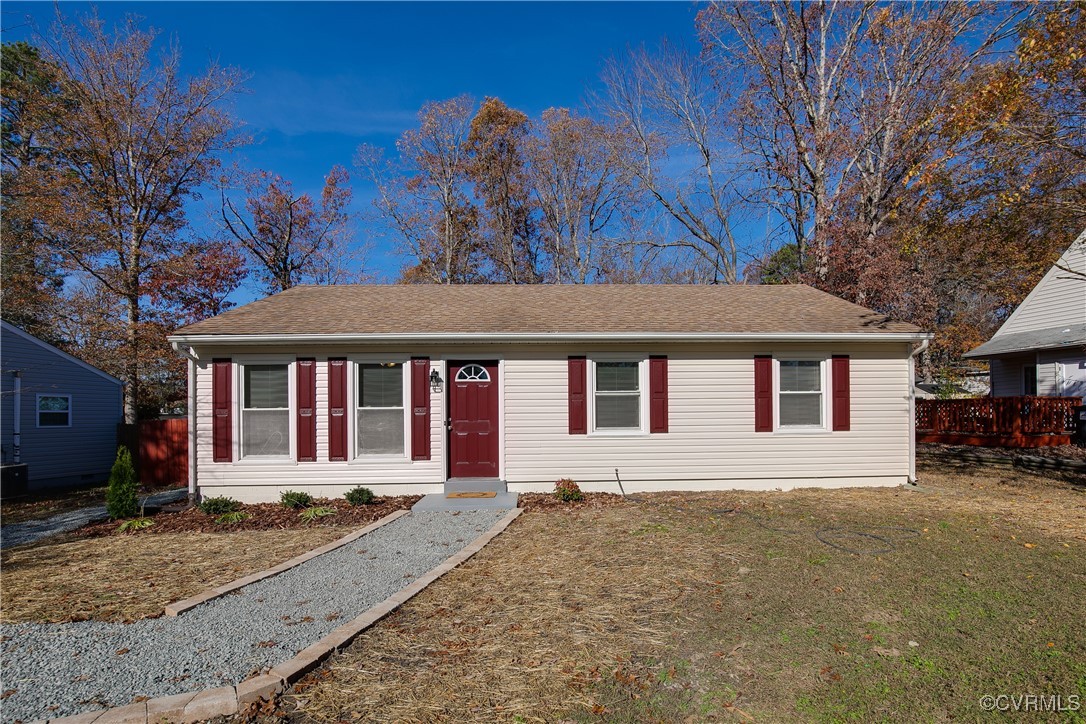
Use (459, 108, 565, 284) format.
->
(12, 372, 21, 463)
(172, 341, 200, 504)
(908, 336, 932, 485)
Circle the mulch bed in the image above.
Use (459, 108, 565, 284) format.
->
(517, 492, 628, 511)
(78, 496, 421, 537)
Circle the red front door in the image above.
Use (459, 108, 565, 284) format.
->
(448, 361, 499, 479)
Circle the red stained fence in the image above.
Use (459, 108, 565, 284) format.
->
(118, 419, 189, 487)
(916, 396, 1081, 448)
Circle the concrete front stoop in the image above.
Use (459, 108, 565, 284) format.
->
(411, 478, 519, 512)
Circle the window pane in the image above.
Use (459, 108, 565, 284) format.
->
(357, 408, 404, 455)
(780, 393, 822, 426)
(780, 360, 821, 392)
(38, 396, 69, 412)
(597, 393, 640, 429)
(359, 364, 403, 407)
(596, 362, 639, 392)
(242, 409, 290, 456)
(244, 365, 288, 408)
(39, 411, 69, 426)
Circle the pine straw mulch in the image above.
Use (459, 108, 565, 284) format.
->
(75, 496, 421, 538)
(0, 484, 185, 525)
(517, 492, 627, 511)
(918, 441, 1086, 462)
(0, 528, 348, 623)
(253, 467, 1086, 723)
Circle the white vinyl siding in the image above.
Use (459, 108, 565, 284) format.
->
(190, 341, 913, 502)
(997, 231, 1086, 336)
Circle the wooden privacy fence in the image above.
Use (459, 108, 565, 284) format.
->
(916, 396, 1081, 448)
(117, 418, 188, 487)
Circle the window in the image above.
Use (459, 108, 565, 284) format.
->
(357, 363, 405, 455)
(1023, 365, 1037, 396)
(455, 364, 490, 382)
(37, 395, 71, 427)
(242, 364, 290, 458)
(778, 360, 823, 427)
(595, 361, 640, 430)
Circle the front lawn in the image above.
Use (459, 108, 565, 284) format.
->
(283, 466, 1086, 722)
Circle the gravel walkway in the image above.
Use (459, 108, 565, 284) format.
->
(0, 489, 189, 549)
(0, 510, 505, 722)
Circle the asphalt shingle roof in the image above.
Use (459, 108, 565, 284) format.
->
(172, 284, 923, 338)
(963, 323, 1086, 358)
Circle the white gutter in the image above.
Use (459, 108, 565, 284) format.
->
(907, 335, 933, 485)
(169, 342, 200, 502)
(169, 331, 931, 346)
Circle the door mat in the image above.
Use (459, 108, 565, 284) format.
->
(446, 491, 497, 499)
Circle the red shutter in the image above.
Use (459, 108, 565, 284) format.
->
(568, 357, 587, 434)
(754, 355, 773, 432)
(212, 359, 232, 462)
(296, 359, 316, 461)
(411, 358, 431, 460)
(649, 356, 668, 433)
(832, 355, 851, 431)
(328, 358, 347, 461)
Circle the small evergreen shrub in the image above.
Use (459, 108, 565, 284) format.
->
(215, 511, 250, 525)
(106, 446, 139, 520)
(344, 486, 375, 505)
(199, 496, 241, 515)
(553, 478, 584, 502)
(299, 506, 336, 524)
(280, 490, 314, 509)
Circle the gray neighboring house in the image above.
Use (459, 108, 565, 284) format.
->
(964, 229, 1086, 397)
(1, 320, 124, 491)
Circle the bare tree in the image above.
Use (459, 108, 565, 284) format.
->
(527, 108, 637, 283)
(219, 165, 359, 294)
(599, 41, 743, 284)
(357, 95, 483, 284)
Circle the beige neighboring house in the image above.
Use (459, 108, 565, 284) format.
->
(965, 229, 1086, 397)
(167, 285, 931, 503)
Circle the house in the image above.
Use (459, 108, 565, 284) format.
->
(964, 230, 1086, 397)
(167, 284, 931, 503)
(1, 321, 124, 493)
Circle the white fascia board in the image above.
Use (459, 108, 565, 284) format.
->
(169, 331, 932, 346)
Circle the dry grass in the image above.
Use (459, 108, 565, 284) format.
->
(0, 528, 346, 623)
(279, 466, 1086, 723)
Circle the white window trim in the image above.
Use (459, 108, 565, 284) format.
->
(588, 355, 649, 437)
(236, 357, 295, 463)
(773, 355, 831, 434)
(348, 356, 410, 462)
(36, 393, 72, 428)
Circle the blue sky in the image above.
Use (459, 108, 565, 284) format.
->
(2, 2, 704, 288)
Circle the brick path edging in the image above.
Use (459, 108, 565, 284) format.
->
(39, 507, 523, 724)
(164, 509, 411, 616)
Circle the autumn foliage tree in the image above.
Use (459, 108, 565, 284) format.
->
(219, 165, 358, 294)
(17, 12, 247, 421)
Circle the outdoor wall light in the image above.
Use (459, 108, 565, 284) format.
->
(429, 368, 443, 393)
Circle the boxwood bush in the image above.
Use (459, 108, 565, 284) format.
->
(280, 490, 314, 509)
(344, 486, 375, 505)
(199, 496, 241, 515)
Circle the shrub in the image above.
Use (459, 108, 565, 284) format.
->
(344, 486, 375, 505)
(106, 446, 139, 520)
(199, 496, 241, 515)
(300, 506, 336, 524)
(215, 511, 250, 525)
(280, 490, 314, 509)
(117, 517, 153, 533)
(553, 478, 584, 502)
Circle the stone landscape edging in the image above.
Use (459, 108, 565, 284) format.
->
(163, 509, 411, 616)
(40, 506, 524, 724)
